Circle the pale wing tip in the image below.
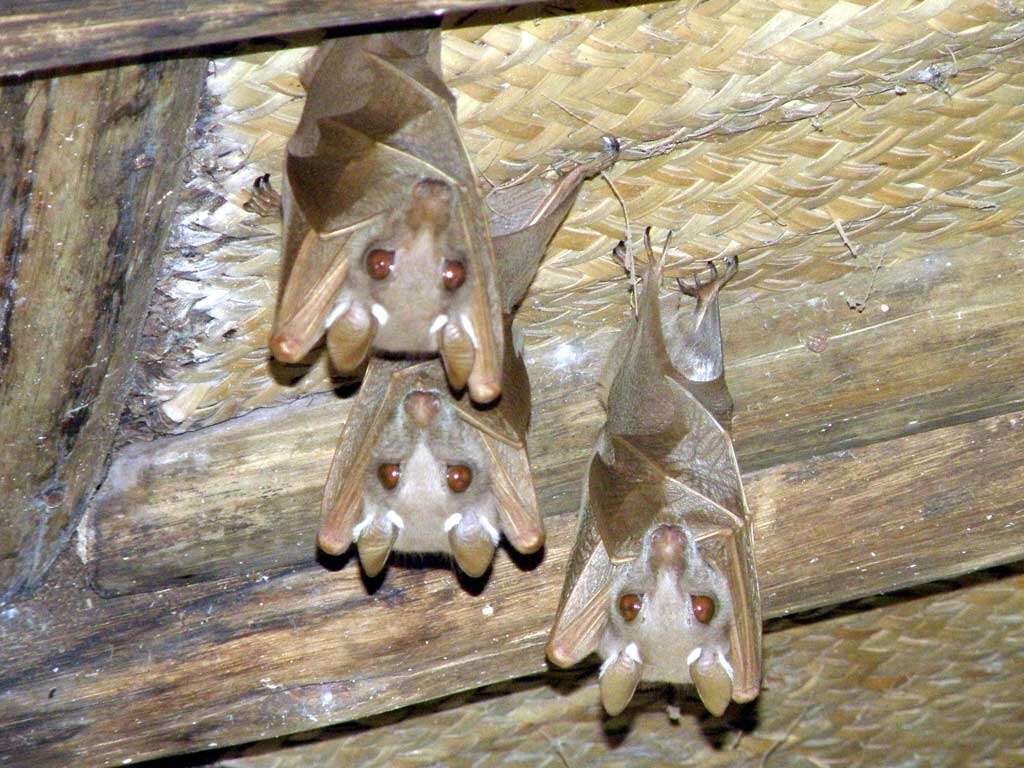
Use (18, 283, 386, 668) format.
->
(317, 527, 352, 556)
(732, 682, 761, 704)
(511, 525, 545, 555)
(271, 332, 307, 363)
(468, 376, 501, 404)
(544, 637, 579, 669)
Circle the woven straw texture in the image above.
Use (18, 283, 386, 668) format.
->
(215, 565, 1024, 768)
(132, 0, 1024, 433)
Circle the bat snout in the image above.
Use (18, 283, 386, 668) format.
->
(404, 391, 440, 427)
(649, 525, 687, 572)
(408, 178, 452, 232)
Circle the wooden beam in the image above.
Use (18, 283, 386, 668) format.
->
(92, 245, 1024, 593)
(0, 59, 206, 601)
(0, 1, 536, 79)
(3, 409, 1023, 766)
(205, 566, 1024, 767)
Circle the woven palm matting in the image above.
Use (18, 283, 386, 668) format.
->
(132, 0, 1024, 433)
(211, 565, 1024, 767)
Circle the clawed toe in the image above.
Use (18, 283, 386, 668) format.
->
(676, 255, 738, 301)
(243, 173, 282, 216)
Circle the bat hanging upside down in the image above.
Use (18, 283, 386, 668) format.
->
(546, 232, 762, 717)
(247, 28, 619, 579)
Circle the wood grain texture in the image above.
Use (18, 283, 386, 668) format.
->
(0, 59, 206, 602)
(0, 1, 536, 79)
(2, 410, 1022, 767)
(93, 246, 1024, 593)
(214, 566, 1024, 768)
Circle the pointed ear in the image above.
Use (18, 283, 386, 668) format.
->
(599, 643, 643, 716)
(689, 649, 734, 716)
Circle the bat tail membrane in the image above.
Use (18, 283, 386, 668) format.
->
(671, 255, 739, 429)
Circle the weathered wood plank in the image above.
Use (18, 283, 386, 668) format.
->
(3, 410, 1023, 767)
(0, 59, 206, 602)
(213, 565, 1024, 768)
(0, 1, 536, 79)
(92, 246, 1024, 593)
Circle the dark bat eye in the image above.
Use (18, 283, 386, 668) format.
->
(446, 464, 472, 492)
(441, 259, 466, 290)
(618, 593, 642, 622)
(377, 463, 401, 490)
(366, 249, 395, 280)
(691, 594, 716, 624)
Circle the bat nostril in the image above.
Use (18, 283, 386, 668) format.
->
(409, 179, 452, 231)
(404, 391, 440, 427)
(650, 525, 687, 571)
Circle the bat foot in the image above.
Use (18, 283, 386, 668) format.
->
(676, 255, 738, 303)
(244, 173, 283, 217)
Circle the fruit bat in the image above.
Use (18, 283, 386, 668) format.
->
(315, 145, 618, 577)
(247, 28, 618, 579)
(545, 234, 762, 717)
(268, 30, 504, 403)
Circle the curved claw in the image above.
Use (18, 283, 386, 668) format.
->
(446, 513, 498, 578)
(355, 513, 400, 578)
(326, 301, 377, 373)
(689, 649, 734, 716)
(599, 643, 643, 716)
(676, 255, 739, 302)
(244, 174, 282, 216)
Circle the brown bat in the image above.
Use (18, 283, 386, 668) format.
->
(315, 144, 619, 577)
(546, 234, 762, 717)
(268, 30, 504, 403)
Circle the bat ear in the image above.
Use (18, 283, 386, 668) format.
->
(599, 643, 643, 716)
(546, 580, 611, 668)
(689, 649, 734, 716)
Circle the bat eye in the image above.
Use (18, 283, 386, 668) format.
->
(618, 593, 642, 622)
(377, 463, 401, 490)
(366, 249, 395, 280)
(691, 594, 716, 624)
(446, 464, 472, 492)
(441, 259, 466, 290)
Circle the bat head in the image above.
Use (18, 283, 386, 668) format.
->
(596, 522, 737, 716)
(356, 388, 501, 577)
(334, 178, 473, 356)
(548, 516, 755, 717)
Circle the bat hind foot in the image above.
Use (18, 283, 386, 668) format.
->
(677, 255, 738, 303)
(243, 173, 283, 217)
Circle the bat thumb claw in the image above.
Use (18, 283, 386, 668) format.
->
(355, 514, 400, 578)
(467, 368, 501, 404)
(270, 332, 307, 364)
(689, 649, 734, 716)
(446, 514, 498, 578)
(599, 643, 643, 716)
